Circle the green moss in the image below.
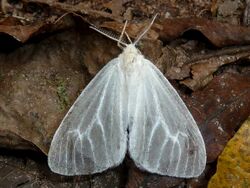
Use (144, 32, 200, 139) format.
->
(56, 79, 69, 111)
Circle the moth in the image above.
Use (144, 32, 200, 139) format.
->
(48, 15, 206, 178)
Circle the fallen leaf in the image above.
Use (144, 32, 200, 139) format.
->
(0, 17, 45, 42)
(155, 43, 250, 91)
(0, 2, 249, 187)
(0, 16, 74, 43)
(181, 46, 250, 90)
(21, 0, 123, 22)
(19, 0, 212, 21)
(103, 0, 124, 19)
(184, 71, 250, 162)
(159, 18, 250, 47)
(208, 117, 250, 188)
(0, 28, 120, 154)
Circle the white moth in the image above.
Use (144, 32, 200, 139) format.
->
(48, 15, 206, 178)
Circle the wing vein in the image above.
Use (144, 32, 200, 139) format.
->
(95, 69, 117, 165)
(87, 134, 96, 164)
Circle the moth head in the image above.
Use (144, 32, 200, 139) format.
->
(123, 44, 140, 56)
(118, 44, 141, 66)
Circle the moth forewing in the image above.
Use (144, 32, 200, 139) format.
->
(128, 59, 206, 177)
(48, 59, 127, 175)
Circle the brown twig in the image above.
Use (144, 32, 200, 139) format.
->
(190, 45, 250, 63)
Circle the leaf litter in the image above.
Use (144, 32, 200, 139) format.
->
(0, 0, 249, 187)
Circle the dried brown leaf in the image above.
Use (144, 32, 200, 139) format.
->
(154, 43, 250, 91)
(0, 2, 249, 186)
(0, 16, 74, 43)
(181, 46, 250, 90)
(159, 18, 250, 47)
(185, 71, 250, 162)
(0, 17, 45, 42)
(0, 28, 120, 154)
(103, 0, 124, 19)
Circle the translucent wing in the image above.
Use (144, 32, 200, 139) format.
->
(128, 59, 206, 178)
(48, 58, 127, 175)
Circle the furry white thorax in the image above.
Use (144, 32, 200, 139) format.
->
(119, 44, 144, 71)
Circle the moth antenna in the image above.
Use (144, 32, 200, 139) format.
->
(54, 12, 71, 24)
(134, 14, 158, 45)
(90, 24, 128, 47)
(125, 31, 133, 44)
(54, 12, 88, 25)
(117, 20, 128, 48)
